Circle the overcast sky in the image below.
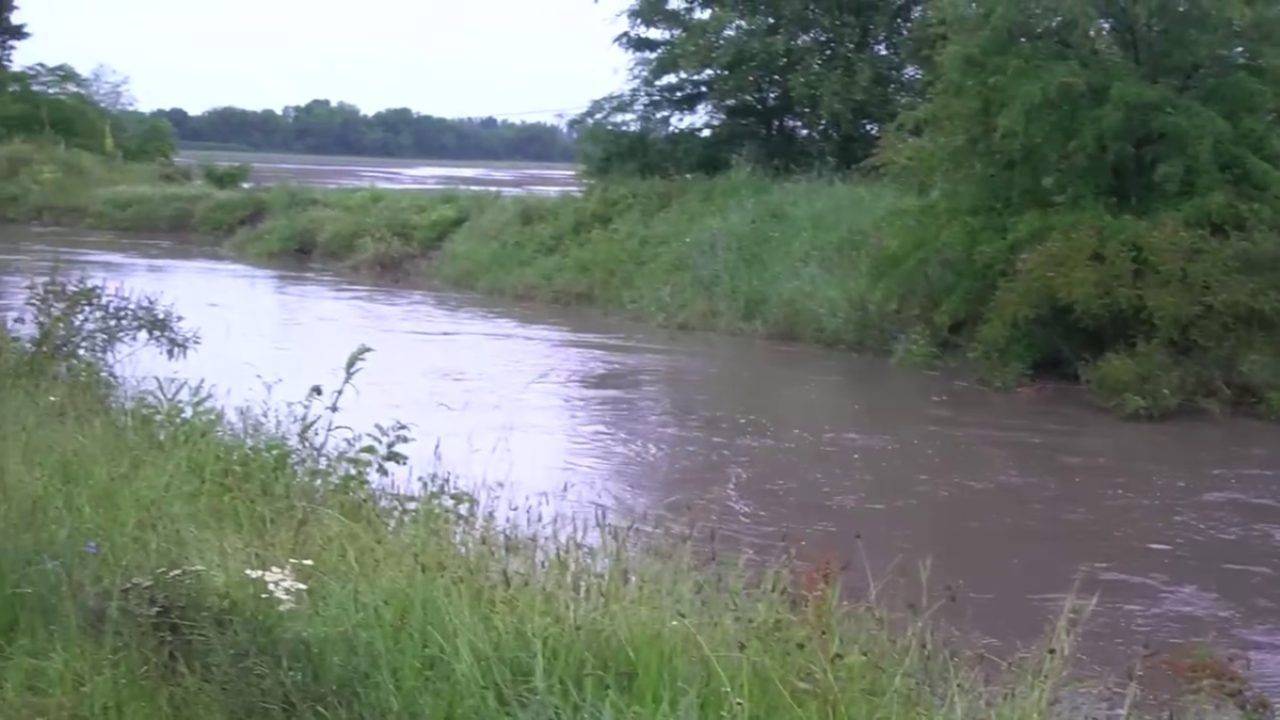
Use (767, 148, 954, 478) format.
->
(13, 0, 633, 121)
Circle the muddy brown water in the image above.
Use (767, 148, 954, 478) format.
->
(3, 226, 1278, 697)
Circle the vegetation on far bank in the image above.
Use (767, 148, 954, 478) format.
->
(0, 276, 1104, 719)
(155, 101, 576, 163)
(3, 140, 1279, 420)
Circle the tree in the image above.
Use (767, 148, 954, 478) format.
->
(0, 0, 28, 70)
(0, 63, 109, 153)
(880, 0, 1280, 414)
(85, 64, 136, 112)
(114, 111, 175, 161)
(577, 0, 924, 175)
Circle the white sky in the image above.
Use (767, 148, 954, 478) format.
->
(13, 0, 633, 121)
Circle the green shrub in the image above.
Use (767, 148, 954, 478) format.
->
(155, 161, 194, 184)
(231, 206, 335, 257)
(84, 186, 210, 232)
(201, 162, 252, 190)
(880, 0, 1280, 416)
(192, 191, 268, 235)
(1083, 343, 1190, 419)
(0, 142, 159, 223)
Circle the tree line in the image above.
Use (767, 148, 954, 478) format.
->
(153, 102, 576, 162)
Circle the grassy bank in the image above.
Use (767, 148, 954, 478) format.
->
(0, 281, 1087, 719)
(2, 141, 1277, 419)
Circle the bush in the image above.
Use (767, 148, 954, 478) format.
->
(192, 191, 268, 235)
(85, 185, 210, 232)
(155, 160, 194, 184)
(1083, 344, 1190, 419)
(201, 162, 252, 190)
(880, 0, 1280, 416)
(0, 141, 160, 223)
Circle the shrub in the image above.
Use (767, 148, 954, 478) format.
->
(1083, 343, 1190, 419)
(85, 185, 208, 232)
(192, 191, 268, 235)
(880, 0, 1280, 415)
(201, 162, 252, 190)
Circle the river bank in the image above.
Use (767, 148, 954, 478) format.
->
(2, 141, 1278, 420)
(0, 278, 1095, 718)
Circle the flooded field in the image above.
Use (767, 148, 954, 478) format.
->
(2, 226, 1278, 699)
(181, 150, 582, 195)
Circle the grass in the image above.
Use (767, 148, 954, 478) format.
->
(0, 296, 1086, 719)
(436, 174, 900, 345)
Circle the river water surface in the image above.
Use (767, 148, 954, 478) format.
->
(3, 226, 1278, 695)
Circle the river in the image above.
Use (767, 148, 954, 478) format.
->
(2, 226, 1278, 696)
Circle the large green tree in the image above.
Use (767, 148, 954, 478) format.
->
(578, 0, 924, 175)
(882, 0, 1280, 415)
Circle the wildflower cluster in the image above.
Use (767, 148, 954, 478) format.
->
(245, 558, 313, 610)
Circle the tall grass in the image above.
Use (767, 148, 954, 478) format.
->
(0, 282, 1087, 719)
(437, 174, 901, 346)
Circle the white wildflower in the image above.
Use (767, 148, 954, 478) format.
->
(245, 561, 312, 610)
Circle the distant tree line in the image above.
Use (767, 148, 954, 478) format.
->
(153, 101, 577, 163)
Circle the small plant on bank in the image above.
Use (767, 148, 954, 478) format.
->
(8, 276, 199, 372)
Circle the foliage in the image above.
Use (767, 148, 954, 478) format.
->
(879, 0, 1280, 416)
(0, 0, 27, 69)
(0, 60, 173, 161)
(0, 63, 112, 154)
(84, 63, 136, 112)
(201, 161, 251, 189)
(231, 188, 480, 272)
(575, 0, 924, 176)
(113, 111, 177, 162)
(0, 140, 164, 222)
(154, 100, 577, 163)
(7, 277, 198, 373)
(0, 280, 1087, 718)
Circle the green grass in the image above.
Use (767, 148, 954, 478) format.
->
(0, 329, 1082, 719)
(436, 174, 900, 345)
